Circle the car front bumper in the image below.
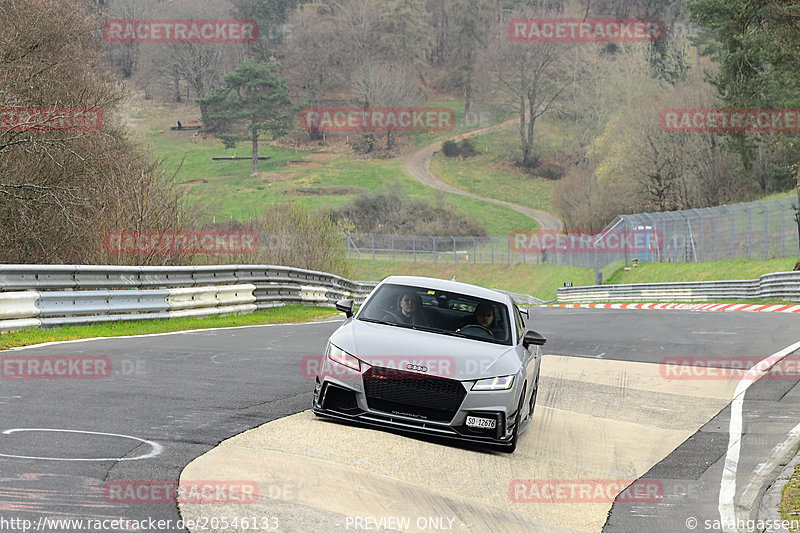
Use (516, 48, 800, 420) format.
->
(312, 372, 522, 449)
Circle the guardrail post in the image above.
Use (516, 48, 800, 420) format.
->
(472, 238, 476, 264)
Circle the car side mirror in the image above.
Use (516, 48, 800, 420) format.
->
(522, 330, 546, 348)
(335, 299, 355, 318)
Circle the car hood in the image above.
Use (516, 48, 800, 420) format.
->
(329, 319, 522, 380)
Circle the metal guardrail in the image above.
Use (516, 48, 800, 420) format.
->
(0, 265, 540, 333)
(0, 265, 376, 333)
(557, 271, 800, 303)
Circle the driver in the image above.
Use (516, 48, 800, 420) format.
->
(472, 303, 494, 329)
(457, 302, 497, 337)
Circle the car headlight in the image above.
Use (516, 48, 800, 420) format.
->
(472, 375, 515, 391)
(327, 343, 360, 372)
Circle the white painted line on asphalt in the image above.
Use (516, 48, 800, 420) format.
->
(739, 421, 800, 517)
(0, 428, 163, 461)
(2, 317, 344, 352)
(718, 340, 800, 532)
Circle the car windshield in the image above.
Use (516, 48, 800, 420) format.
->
(358, 283, 512, 345)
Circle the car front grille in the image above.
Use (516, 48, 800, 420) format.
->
(363, 367, 466, 423)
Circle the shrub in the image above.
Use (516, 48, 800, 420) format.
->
(442, 140, 461, 157)
(211, 203, 353, 278)
(457, 139, 478, 157)
(328, 191, 487, 236)
(441, 139, 479, 158)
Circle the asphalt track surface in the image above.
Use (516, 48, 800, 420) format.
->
(0, 309, 798, 532)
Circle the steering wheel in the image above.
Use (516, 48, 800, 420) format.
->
(382, 310, 402, 323)
(458, 324, 494, 338)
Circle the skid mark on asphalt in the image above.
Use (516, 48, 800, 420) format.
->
(0, 473, 120, 521)
(179, 354, 741, 533)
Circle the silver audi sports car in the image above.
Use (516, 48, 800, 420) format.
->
(312, 275, 545, 452)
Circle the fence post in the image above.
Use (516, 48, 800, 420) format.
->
(491, 237, 495, 264)
(412, 236, 416, 263)
(721, 205, 735, 260)
(781, 202, 787, 257)
(391, 234, 394, 261)
(433, 236, 437, 264)
(452, 237, 457, 264)
(692, 208, 704, 262)
(372, 234, 375, 261)
(744, 204, 753, 259)
(757, 201, 768, 258)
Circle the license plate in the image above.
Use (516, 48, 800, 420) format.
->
(466, 416, 496, 429)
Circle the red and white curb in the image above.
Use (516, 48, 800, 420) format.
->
(536, 303, 800, 313)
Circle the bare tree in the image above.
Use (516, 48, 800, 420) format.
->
(350, 62, 423, 150)
(0, 0, 185, 264)
(446, 0, 492, 117)
(481, 8, 573, 167)
(284, 5, 340, 140)
(104, 0, 161, 78)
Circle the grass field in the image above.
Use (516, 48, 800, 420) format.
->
(402, 97, 515, 146)
(780, 453, 800, 531)
(348, 256, 799, 300)
(348, 259, 595, 300)
(125, 99, 535, 234)
(429, 128, 557, 216)
(606, 258, 798, 284)
(0, 306, 337, 350)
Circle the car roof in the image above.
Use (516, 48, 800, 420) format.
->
(378, 275, 513, 306)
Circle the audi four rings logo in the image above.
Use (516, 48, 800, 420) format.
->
(406, 364, 428, 372)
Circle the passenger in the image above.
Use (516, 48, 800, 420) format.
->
(394, 290, 429, 326)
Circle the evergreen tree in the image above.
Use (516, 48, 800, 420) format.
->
(199, 59, 293, 173)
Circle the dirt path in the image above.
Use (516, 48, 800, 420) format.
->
(404, 119, 563, 230)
